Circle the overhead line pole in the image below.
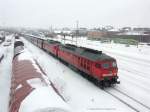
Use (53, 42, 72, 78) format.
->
(76, 20, 79, 46)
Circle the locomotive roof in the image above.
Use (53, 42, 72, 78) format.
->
(47, 39, 61, 44)
(60, 44, 115, 61)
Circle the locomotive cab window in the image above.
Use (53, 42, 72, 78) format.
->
(102, 63, 109, 69)
(95, 63, 101, 68)
(112, 62, 117, 67)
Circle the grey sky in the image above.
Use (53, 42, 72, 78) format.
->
(0, 0, 150, 28)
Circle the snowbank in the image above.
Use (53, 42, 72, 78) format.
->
(19, 87, 71, 112)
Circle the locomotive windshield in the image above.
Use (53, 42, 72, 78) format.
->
(102, 63, 109, 69)
(112, 61, 117, 67)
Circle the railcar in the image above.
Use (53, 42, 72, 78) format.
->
(43, 40, 60, 56)
(9, 40, 71, 112)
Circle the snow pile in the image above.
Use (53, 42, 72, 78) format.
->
(19, 87, 71, 112)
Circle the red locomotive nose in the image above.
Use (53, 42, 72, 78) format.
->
(101, 61, 118, 77)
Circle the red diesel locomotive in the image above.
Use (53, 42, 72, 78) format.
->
(23, 35, 120, 87)
(58, 44, 119, 86)
(43, 40, 60, 56)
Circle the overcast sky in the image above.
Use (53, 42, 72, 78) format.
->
(0, 0, 150, 28)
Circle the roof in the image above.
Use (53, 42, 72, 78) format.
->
(19, 87, 71, 112)
(47, 39, 61, 44)
(23, 33, 46, 40)
(60, 44, 115, 61)
(12, 51, 71, 112)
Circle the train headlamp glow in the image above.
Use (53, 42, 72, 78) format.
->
(112, 62, 117, 67)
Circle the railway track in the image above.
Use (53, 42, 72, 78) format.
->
(101, 48, 150, 66)
(119, 68, 150, 88)
(120, 73, 150, 93)
(105, 50, 150, 69)
(104, 88, 150, 112)
(119, 64, 150, 80)
(23, 37, 150, 112)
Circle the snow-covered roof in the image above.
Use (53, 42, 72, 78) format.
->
(11, 48, 71, 112)
(54, 30, 62, 34)
(108, 28, 119, 32)
(118, 31, 149, 35)
(19, 87, 71, 112)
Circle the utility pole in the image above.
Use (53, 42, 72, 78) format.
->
(49, 25, 53, 33)
(76, 20, 79, 46)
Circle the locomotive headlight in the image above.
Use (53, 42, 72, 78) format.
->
(117, 78, 120, 84)
(112, 62, 117, 67)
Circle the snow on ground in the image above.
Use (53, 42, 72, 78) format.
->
(1, 34, 149, 112)
(0, 35, 14, 112)
(19, 87, 71, 112)
(78, 38, 150, 110)
(54, 36, 150, 111)
(22, 37, 138, 112)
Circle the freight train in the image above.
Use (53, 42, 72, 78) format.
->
(23, 34, 120, 88)
(9, 39, 71, 112)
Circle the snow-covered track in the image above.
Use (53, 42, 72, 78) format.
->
(22, 36, 150, 112)
(104, 51, 150, 70)
(34, 59, 66, 102)
(105, 50, 150, 64)
(119, 64, 150, 80)
(105, 88, 150, 112)
(120, 71, 150, 93)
